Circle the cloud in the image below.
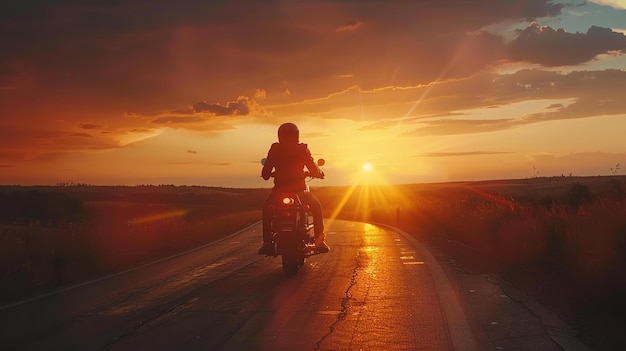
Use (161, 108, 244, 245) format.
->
(302, 132, 329, 138)
(588, 0, 626, 10)
(336, 19, 362, 32)
(509, 69, 626, 122)
(357, 119, 401, 131)
(79, 123, 104, 130)
(508, 24, 626, 66)
(1, 0, 623, 162)
(291, 68, 626, 136)
(418, 151, 514, 157)
(68, 132, 93, 137)
(151, 116, 206, 124)
(187, 150, 197, 154)
(0, 0, 568, 106)
(140, 96, 271, 130)
(406, 119, 514, 136)
(0, 125, 122, 163)
(192, 100, 249, 116)
(254, 88, 266, 100)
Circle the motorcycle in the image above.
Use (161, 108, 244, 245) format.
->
(260, 158, 327, 275)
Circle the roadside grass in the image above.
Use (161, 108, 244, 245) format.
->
(314, 176, 626, 349)
(0, 198, 261, 302)
(315, 177, 626, 289)
(3, 178, 626, 346)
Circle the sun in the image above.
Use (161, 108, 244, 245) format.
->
(362, 162, 373, 172)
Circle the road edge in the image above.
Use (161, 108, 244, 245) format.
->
(372, 222, 478, 351)
(0, 221, 262, 311)
(373, 222, 595, 351)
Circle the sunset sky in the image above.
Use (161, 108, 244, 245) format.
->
(1, 0, 626, 188)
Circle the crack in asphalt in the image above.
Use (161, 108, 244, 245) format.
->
(313, 245, 365, 350)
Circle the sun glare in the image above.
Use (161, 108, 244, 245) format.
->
(327, 161, 408, 233)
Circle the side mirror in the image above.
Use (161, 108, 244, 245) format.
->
(261, 158, 267, 165)
(317, 158, 325, 167)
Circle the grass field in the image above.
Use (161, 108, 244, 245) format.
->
(1, 177, 625, 347)
(314, 175, 626, 349)
(0, 186, 268, 301)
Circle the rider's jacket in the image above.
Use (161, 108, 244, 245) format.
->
(262, 142, 324, 192)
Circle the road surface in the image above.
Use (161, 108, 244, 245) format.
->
(0, 220, 586, 350)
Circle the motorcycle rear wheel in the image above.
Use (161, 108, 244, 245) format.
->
(282, 255, 304, 275)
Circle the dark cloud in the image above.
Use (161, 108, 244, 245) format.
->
(1, 0, 622, 163)
(521, 0, 565, 20)
(79, 123, 104, 130)
(0, 0, 567, 106)
(136, 96, 267, 129)
(508, 24, 626, 66)
(187, 150, 197, 154)
(192, 100, 250, 116)
(68, 132, 92, 137)
(129, 128, 155, 133)
(546, 103, 564, 109)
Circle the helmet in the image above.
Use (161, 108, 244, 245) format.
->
(278, 122, 299, 144)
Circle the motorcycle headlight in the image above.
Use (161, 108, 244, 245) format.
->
(282, 197, 295, 205)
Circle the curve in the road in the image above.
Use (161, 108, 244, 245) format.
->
(371, 222, 478, 351)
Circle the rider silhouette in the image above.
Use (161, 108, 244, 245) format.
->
(258, 122, 329, 255)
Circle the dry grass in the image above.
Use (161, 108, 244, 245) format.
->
(314, 176, 626, 348)
(2, 178, 625, 313)
(0, 187, 265, 302)
(314, 176, 626, 290)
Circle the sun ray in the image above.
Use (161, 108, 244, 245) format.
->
(325, 162, 415, 229)
(129, 209, 187, 225)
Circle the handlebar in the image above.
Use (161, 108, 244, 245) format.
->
(261, 158, 325, 180)
(266, 171, 324, 179)
(304, 172, 325, 180)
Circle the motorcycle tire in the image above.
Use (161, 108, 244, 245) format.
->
(282, 255, 303, 275)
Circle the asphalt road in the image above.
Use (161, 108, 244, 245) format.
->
(0, 220, 590, 350)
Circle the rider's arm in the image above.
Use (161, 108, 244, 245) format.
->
(303, 144, 324, 179)
(261, 143, 278, 180)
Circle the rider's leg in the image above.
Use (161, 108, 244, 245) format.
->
(301, 192, 329, 252)
(262, 196, 273, 242)
(259, 193, 276, 254)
